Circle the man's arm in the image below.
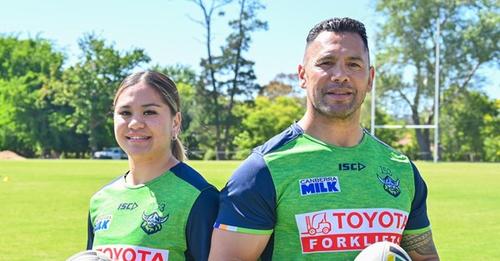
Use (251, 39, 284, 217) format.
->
(210, 152, 276, 260)
(209, 229, 270, 261)
(402, 162, 439, 260)
(401, 230, 439, 261)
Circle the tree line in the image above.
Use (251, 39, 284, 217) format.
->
(0, 0, 498, 161)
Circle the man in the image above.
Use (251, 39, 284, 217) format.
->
(210, 17, 439, 260)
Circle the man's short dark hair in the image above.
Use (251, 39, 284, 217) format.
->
(306, 17, 369, 53)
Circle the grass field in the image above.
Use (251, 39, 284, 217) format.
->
(0, 160, 498, 260)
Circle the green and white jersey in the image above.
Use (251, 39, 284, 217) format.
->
(215, 123, 431, 260)
(87, 162, 218, 261)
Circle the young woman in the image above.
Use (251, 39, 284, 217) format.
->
(86, 71, 218, 261)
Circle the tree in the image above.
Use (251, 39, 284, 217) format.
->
(190, 0, 267, 159)
(375, 0, 499, 160)
(53, 33, 150, 153)
(0, 36, 67, 157)
(440, 88, 498, 161)
(482, 99, 500, 162)
(259, 73, 304, 100)
(233, 95, 304, 158)
(232, 73, 305, 158)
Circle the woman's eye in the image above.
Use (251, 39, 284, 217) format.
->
(144, 110, 157, 116)
(118, 111, 131, 116)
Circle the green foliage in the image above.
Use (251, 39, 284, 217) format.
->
(259, 73, 304, 99)
(375, 0, 499, 160)
(52, 33, 150, 152)
(233, 96, 304, 158)
(440, 88, 499, 161)
(482, 109, 500, 162)
(151, 64, 198, 87)
(0, 36, 66, 157)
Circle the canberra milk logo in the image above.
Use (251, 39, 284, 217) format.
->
(94, 215, 112, 232)
(299, 176, 340, 196)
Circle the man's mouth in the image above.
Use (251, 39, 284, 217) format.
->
(325, 88, 354, 98)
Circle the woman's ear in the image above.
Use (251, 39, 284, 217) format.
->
(172, 112, 182, 140)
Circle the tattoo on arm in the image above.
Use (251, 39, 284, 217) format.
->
(401, 230, 438, 256)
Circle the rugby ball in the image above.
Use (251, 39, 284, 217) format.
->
(354, 241, 411, 261)
(66, 250, 111, 261)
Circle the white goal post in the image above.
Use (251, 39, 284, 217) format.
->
(370, 21, 440, 163)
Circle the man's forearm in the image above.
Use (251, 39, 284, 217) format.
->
(401, 230, 439, 261)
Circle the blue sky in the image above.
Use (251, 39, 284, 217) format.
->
(1, 0, 498, 98)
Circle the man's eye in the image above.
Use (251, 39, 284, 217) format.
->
(144, 110, 157, 115)
(348, 62, 361, 68)
(317, 60, 333, 66)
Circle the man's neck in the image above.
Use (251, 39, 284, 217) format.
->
(297, 111, 364, 147)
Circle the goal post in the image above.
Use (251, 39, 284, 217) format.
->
(370, 19, 440, 163)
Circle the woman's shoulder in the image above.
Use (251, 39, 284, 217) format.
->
(169, 162, 217, 193)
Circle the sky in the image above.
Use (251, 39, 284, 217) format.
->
(1, 0, 498, 99)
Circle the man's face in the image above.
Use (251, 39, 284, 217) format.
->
(298, 31, 374, 120)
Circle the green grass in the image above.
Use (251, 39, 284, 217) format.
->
(0, 160, 498, 260)
(414, 162, 500, 259)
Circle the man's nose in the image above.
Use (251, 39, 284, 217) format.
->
(330, 64, 349, 83)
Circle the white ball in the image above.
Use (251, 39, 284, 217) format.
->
(354, 241, 411, 261)
(66, 250, 111, 261)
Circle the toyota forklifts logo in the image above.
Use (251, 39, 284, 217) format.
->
(301, 212, 332, 235)
(295, 208, 408, 253)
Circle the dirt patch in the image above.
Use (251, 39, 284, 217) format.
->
(0, 150, 26, 160)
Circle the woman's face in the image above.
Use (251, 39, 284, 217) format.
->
(113, 82, 180, 160)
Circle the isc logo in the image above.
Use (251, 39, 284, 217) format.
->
(338, 162, 366, 171)
(117, 202, 138, 210)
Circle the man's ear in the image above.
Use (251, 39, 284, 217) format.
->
(367, 65, 375, 92)
(298, 64, 307, 89)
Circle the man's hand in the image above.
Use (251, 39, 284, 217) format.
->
(401, 230, 439, 261)
(209, 228, 271, 261)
